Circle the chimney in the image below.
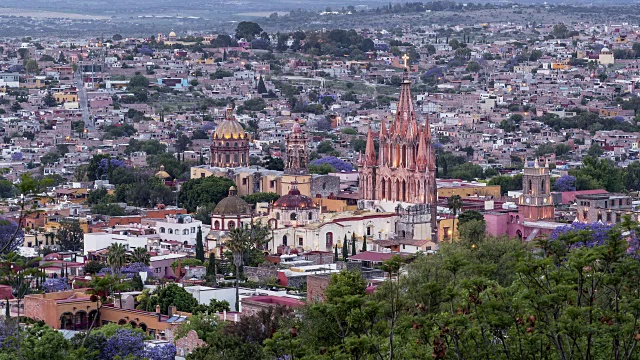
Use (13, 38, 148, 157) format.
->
(156, 304, 161, 322)
(168, 305, 176, 318)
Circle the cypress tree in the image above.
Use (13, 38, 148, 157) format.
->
(132, 273, 143, 291)
(361, 235, 367, 252)
(206, 252, 216, 277)
(342, 235, 348, 260)
(257, 76, 267, 94)
(351, 233, 357, 256)
(334, 244, 338, 262)
(5, 298, 9, 318)
(195, 227, 205, 262)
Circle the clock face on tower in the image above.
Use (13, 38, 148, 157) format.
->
(525, 198, 531, 204)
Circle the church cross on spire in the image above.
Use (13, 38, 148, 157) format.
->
(402, 53, 410, 70)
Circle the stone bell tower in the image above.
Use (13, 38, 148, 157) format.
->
(518, 158, 554, 221)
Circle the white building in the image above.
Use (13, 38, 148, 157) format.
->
(156, 214, 209, 246)
(83, 232, 150, 255)
(184, 286, 236, 310)
(267, 211, 397, 253)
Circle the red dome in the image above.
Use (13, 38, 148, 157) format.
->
(273, 188, 316, 209)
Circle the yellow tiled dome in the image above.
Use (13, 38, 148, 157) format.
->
(214, 119, 245, 140)
(214, 107, 245, 140)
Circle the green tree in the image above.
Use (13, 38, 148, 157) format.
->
(308, 163, 335, 175)
(55, 220, 84, 251)
(147, 283, 198, 314)
(242, 192, 280, 205)
(131, 272, 144, 291)
(178, 176, 236, 213)
(351, 232, 357, 256)
(488, 174, 523, 195)
(447, 195, 463, 241)
(195, 203, 216, 225)
(457, 210, 484, 225)
(107, 243, 127, 273)
(91, 203, 125, 216)
(83, 260, 105, 274)
(226, 222, 271, 311)
(235, 21, 263, 41)
(206, 252, 216, 279)
(458, 219, 486, 247)
(195, 227, 205, 262)
(588, 142, 604, 157)
(466, 61, 481, 73)
(257, 76, 267, 94)
(128, 74, 150, 88)
(316, 141, 334, 154)
(341, 235, 348, 260)
(130, 247, 150, 265)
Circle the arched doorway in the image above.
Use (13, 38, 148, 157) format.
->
(325, 232, 333, 249)
(88, 310, 99, 328)
(74, 311, 87, 330)
(60, 312, 73, 329)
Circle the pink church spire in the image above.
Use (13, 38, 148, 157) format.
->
(416, 127, 428, 171)
(364, 128, 377, 166)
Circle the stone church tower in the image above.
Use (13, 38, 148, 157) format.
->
(358, 68, 437, 227)
(210, 107, 249, 168)
(284, 121, 308, 175)
(518, 159, 555, 220)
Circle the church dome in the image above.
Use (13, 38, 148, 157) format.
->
(155, 165, 171, 179)
(213, 107, 246, 140)
(169, 31, 177, 38)
(273, 188, 316, 209)
(213, 186, 251, 215)
(214, 119, 245, 140)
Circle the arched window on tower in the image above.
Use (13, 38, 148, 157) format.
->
(214, 221, 220, 230)
(290, 213, 297, 221)
(381, 178, 386, 199)
(528, 180, 533, 194)
(541, 179, 545, 194)
(282, 235, 288, 246)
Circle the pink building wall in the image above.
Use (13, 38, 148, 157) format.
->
(485, 211, 556, 240)
(150, 258, 177, 278)
(485, 212, 521, 238)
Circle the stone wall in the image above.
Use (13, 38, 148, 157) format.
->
(287, 275, 307, 289)
(306, 274, 330, 303)
(244, 266, 278, 283)
(174, 330, 206, 357)
(310, 175, 340, 198)
(303, 252, 334, 265)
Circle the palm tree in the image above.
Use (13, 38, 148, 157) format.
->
(107, 243, 126, 274)
(130, 247, 150, 265)
(82, 274, 125, 347)
(447, 195, 463, 241)
(225, 222, 271, 311)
